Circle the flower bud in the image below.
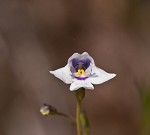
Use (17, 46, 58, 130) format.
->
(40, 104, 57, 116)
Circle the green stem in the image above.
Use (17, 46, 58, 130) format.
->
(76, 100, 81, 135)
(75, 88, 85, 135)
(80, 112, 89, 135)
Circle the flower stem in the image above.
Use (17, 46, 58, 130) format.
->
(76, 100, 81, 135)
(75, 88, 85, 135)
(80, 112, 89, 135)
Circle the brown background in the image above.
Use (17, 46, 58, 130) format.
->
(0, 0, 150, 135)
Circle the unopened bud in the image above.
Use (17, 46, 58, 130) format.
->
(40, 103, 57, 116)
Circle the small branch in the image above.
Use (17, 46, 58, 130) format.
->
(40, 103, 75, 124)
(57, 112, 75, 125)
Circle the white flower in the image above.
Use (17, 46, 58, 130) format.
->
(50, 52, 116, 91)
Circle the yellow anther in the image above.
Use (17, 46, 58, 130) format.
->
(77, 69, 86, 76)
(77, 69, 81, 76)
(81, 69, 86, 76)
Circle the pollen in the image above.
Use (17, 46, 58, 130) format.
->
(77, 69, 86, 76)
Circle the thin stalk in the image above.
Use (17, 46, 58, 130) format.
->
(57, 112, 75, 125)
(75, 88, 85, 135)
(76, 100, 81, 135)
(80, 112, 89, 135)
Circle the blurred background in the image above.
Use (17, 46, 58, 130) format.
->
(0, 0, 150, 135)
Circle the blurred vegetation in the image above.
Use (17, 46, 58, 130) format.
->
(0, 0, 150, 135)
(142, 80, 150, 135)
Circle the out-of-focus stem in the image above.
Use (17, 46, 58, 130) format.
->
(57, 112, 75, 124)
(76, 100, 81, 135)
(80, 112, 89, 135)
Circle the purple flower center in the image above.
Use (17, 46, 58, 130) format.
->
(70, 57, 91, 80)
(71, 58, 91, 71)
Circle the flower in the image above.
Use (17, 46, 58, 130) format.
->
(50, 52, 116, 91)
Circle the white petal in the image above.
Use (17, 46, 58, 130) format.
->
(50, 64, 73, 84)
(81, 52, 95, 65)
(85, 63, 92, 76)
(70, 80, 94, 91)
(89, 66, 116, 84)
(68, 53, 80, 63)
(68, 52, 95, 65)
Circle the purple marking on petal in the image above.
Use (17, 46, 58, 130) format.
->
(70, 74, 89, 80)
(70, 66, 76, 73)
(71, 58, 91, 71)
(75, 77, 89, 80)
(71, 58, 79, 69)
(80, 58, 91, 69)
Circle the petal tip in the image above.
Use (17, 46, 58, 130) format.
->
(69, 87, 76, 91)
(82, 52, 89, 55)
(112, 73, 117, 78)
(89, 87, 94, 90)
(49, 71, 53, 74)
(69, 87, 94, 91)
